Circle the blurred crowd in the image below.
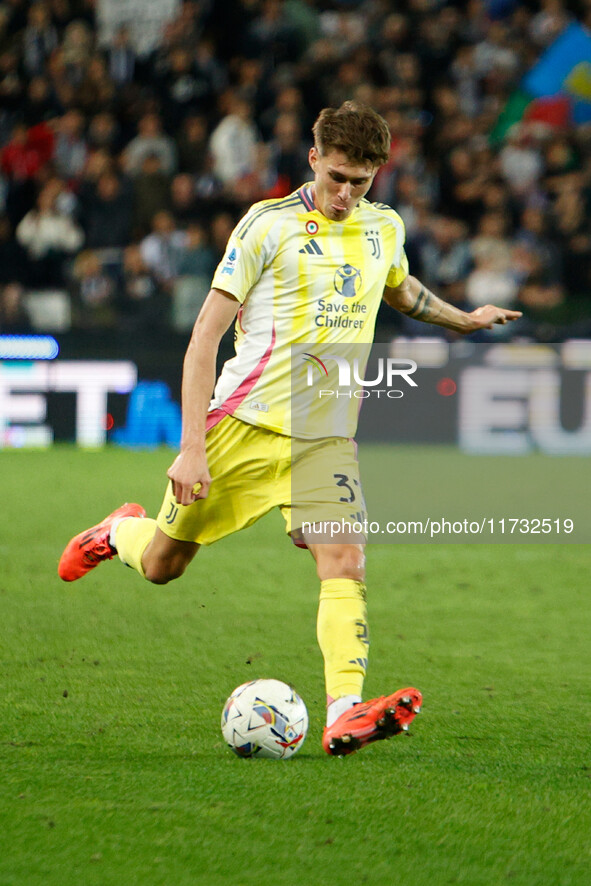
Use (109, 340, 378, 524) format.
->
(0, 0, 590, 340)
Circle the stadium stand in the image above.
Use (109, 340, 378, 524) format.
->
(0, 0, 589, 341)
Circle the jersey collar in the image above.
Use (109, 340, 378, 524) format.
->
(298, 184, 315, 212)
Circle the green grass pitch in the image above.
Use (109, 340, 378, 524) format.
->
(1, 446, 590, 886)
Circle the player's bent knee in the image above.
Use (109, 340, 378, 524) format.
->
(323, 560, 365, 582)
(313, 544, 366, 582)
(143, 556, 189, 585)
(142, 532, 199, 584)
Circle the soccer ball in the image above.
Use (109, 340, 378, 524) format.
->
(221, 679, 309, 759)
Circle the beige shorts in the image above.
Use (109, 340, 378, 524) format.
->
(156, 414, 367, 546)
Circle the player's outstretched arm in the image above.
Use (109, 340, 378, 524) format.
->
(383, 275, 522, 333)
(167, 288, 239, 506)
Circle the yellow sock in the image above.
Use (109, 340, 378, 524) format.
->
(317, 578, 369, 702)
(114, 517, 157, 578)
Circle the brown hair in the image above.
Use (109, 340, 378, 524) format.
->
(312, 101, 391, 167)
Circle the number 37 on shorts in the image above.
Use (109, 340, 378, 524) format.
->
(290, 436, 368, 537)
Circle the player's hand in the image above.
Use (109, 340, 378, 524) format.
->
(467, 305, 523, 331)
(167, 448, 212, 505)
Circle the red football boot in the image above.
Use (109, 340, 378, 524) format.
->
(323, 688, 422, 756)
(58, 503, 146, 582)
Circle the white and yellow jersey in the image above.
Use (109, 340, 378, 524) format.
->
(208, 184, 408, 439)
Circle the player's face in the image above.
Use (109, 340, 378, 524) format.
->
(309, 147, 377, 221)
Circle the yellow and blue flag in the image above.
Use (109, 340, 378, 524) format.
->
(523, 22, 591, 124)
(491, 22, 591, 142)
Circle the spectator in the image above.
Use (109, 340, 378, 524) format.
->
(479, 179, 518, 226)
(544, 134, 579, 180)
(209, 94, 259, 188)
(376, 13, 412, 81)
(45, 46, 75, 109)
(392, 172, 432, 255)
(0, 282, 31, 332)
(74, 53, 114, 114)
(519, 279, 566, 314)
(172, 221, 216, 332)
(81, 171, 133, 249)
(107, 25, 136, 86)
(390, 52, 424, 109)
(245, 0, 301, 69)
(193, 153, 223, 201)
(551, 173, 591, 296)
(70, 248, 116, 328)
(22, 74, 61, 125)
(47, 173, 78, 217)
(123, 113, 177, 178)
(0, 214, 28, 283)
(50, 0, 76, 36)
(419, 216, 472, 304)
(466, 257, 519, 311)
(1, 121, 52, 182)
(234, 58, 265, 114)
(323, 60, 367, 111)
(0, 49, 24, 115)
(466, 213, 520, 312)
(22, 3, 58, 77)
(265, 112, 310, 195)
(470, 211, 514, 275)
(176, 221, 216, 278)
(158, 1, 201, 52)
(1, 119, 56, 227)
(132, 154, 172, 235)
(158, 47, 214, 130)
(0, 7, 9, 46)
(460, 0, 489, 44)
(61, 19, 93, 84)
(499, 125, 544, 199)
(210, 211, 236, 262)
(512, 240, 547, 291)
(53, 108, 87, 180)
(258, 84, 310, 141)
(416, 16, 457, 87)
(117, 244, 166, 331)
(177, 114, 209, 175)
(194, 38, 227, 103)
(529, 0, 571, 47)
(473, 22, 520, 84)
(16, 180, 84, 286)
(170, 173, 200, 227)
(139, 210, 186, 288)
(432, 85, 476, 156)
(515, 206, 563, 284)
(87, 111, 120, 153)
(79, 147, 113, 185)
(450, 45, 481, 118)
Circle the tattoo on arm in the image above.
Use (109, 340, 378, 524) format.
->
(406, 285, 445, 322)
(407, 285, 431, 318)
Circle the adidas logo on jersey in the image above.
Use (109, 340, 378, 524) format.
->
(299, 239, 323, 255)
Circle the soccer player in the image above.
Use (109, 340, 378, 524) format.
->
(59, 103, 521, 755)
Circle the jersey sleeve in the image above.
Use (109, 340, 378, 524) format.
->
(385, 247, 409, 288)
(373, 206, 408, 288)
(211, 202, 279, 304)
